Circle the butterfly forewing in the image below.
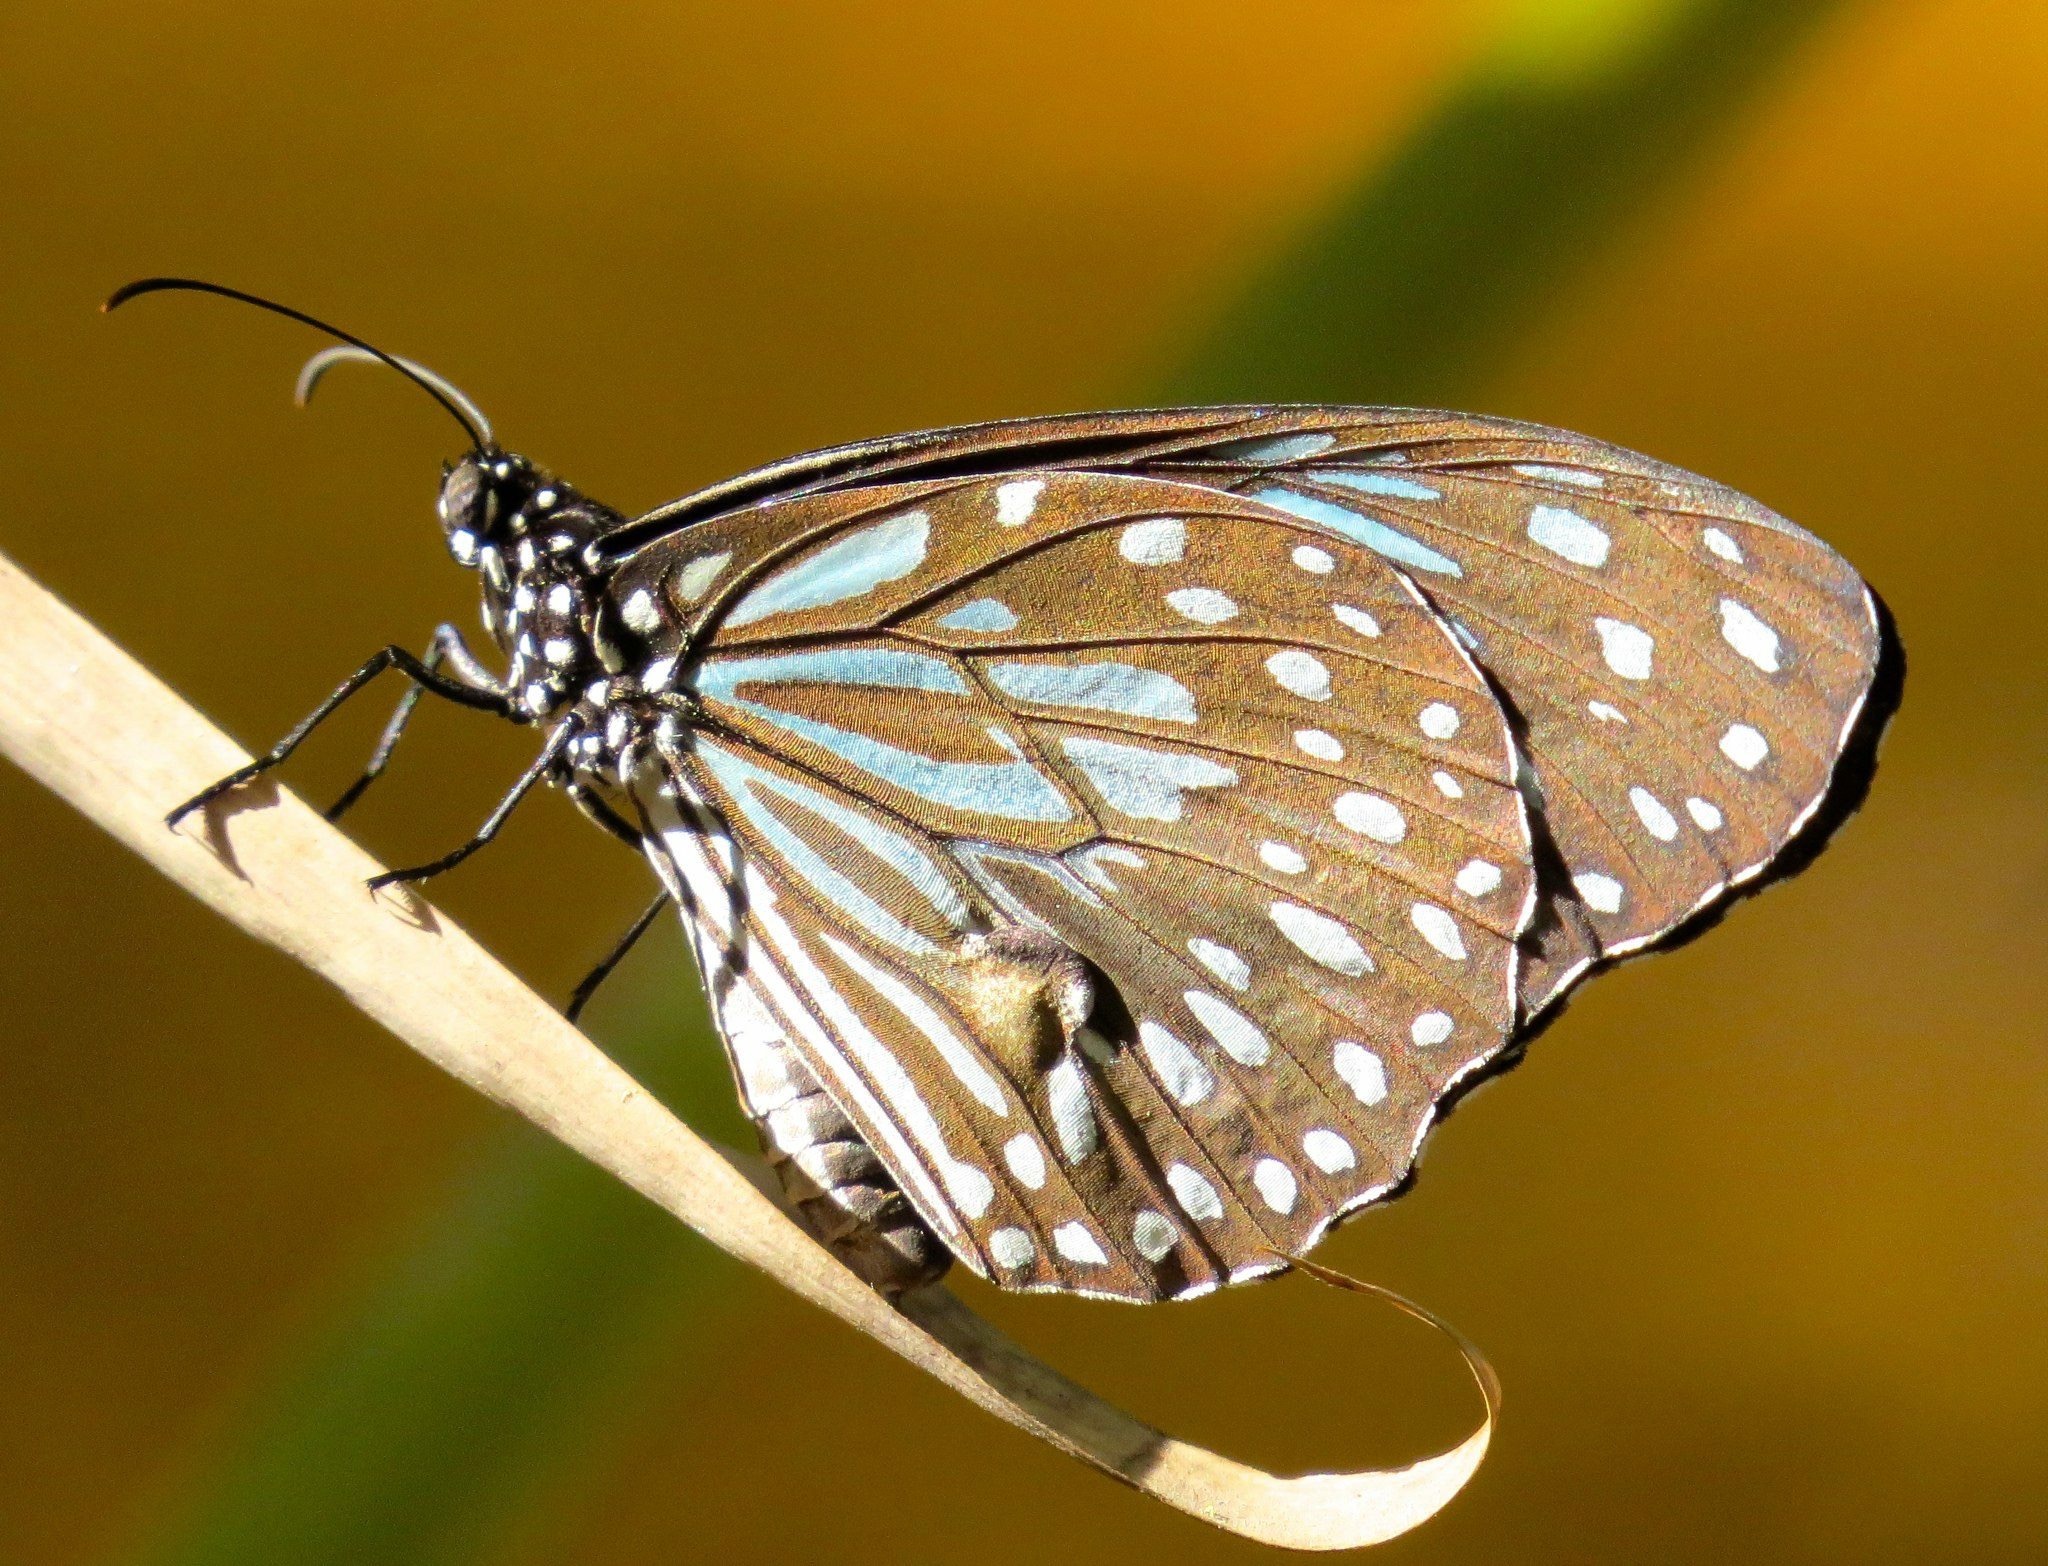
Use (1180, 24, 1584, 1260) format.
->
(644, 406, 1886, 1017)
(624, 471, 1534, 1299)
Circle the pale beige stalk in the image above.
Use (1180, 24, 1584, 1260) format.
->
(0, 549, 1489, 1551)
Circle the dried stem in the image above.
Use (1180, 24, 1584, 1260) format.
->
(0, 549, 1489, 1551)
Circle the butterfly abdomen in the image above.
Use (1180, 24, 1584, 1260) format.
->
(726, 1000, 951, 1295)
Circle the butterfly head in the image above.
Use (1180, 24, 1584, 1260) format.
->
(439, 451, 631, 721)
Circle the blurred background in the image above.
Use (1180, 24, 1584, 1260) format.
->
(3, 1, 2045, 1560)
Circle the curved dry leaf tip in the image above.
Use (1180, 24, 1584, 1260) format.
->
(0, 548, 1491, 1550)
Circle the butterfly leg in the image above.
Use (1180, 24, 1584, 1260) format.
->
(564, 890, 672, 1024)
(327, 625, 509, 823)
(366, 718, 576, 891)
(166, 640, 513, 829)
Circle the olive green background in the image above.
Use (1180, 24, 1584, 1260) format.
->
(4, 2, 2045, 1562)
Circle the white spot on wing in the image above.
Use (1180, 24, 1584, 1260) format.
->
(1527, 504, 1611, 567)
(1052, 1221, 1108, 1265)
(1702, 526, 1744, 563)
(992, 660, 1197, 724)
(1184, 990, 1272, 1067)
(1332, 604, 1381, 637)
(1003, 1134, 1047, 1189)
(1719, 598, 1783, 672)
(1720, 723, 1770, 770)
(1295, 728, 1344, 761)
(1270, 902, 1373, 975)
(1266, 649, 1333, 701)
(1332, 1040, 1388, 1103)
(1061, 737, 1236, 821)
(1411, 1011, 1454, 1047)
(1629, 786, 1680, 841)
(995, 478, 1044, 526)
(1167, 1163, 1224, 1222)
(1411, 902, 1467, 960)
(1165, 586, 1238, 624)
(1133, 1210, 1177, 1261)
(1514, 463, 1605, 489)
(1686, 796, 1724, 831)
(1252, 485, 1465, 577)
(1588, 700, 1629, 724)
(1291, 545, 1335, 574)
(1046, 1057, 1097, 1162)
(1188, 938, 1251, 992)
(1574, 872, 1625, 914)
(1303, 1129, 1356, 1173)
(1259, 840, 1307, 874)
(1432, 770, 1464, 799)
(1253, 1158, 1299, 1214)
(989, 1227, 1035, 1268)
(1594, 617, 1655, 680)
(621, 588, 662, 634)
(1419, 702, 1461, 740)
(1335, 791, 1406, 844)
(672, 550, 732, 604)
(1139, 1020, 1213, 1105)
(1456, 859, 1503, 897)
(1120, 517, 1186, 565)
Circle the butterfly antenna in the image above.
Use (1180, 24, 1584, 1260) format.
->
(103, 277, 493, 452)
(294, 345, 493, 447)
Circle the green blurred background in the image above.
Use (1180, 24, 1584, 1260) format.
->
(3, 1, 2045, 1560)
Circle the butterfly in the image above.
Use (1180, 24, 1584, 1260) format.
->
(117, 280, 1898, 1304)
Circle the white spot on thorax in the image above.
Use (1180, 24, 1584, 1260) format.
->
(1335, 791, 1406, 844)
(1411, 902, 1466, 960)
(1332, 1040, 1388, 1103)
(1527, 504, 1611, 567)
(621, 588, 662, 634)
(995, 478, 1044, 526)
(1720, 723, 1770, 770)
(544, 637, 577, 665)
(1165, 587, 1238, 624)
(547, 583, 575, 614)
(1719, 598, 1783, 672)
(1574, 872, 1625, 913)
(1594, 617, 1655, 680)
(1629, 786, 1680, 841)
(1252, 1158, 1298, 1214)
(1266, 649, 1333, 701)
(1120, 517, 1186, 565)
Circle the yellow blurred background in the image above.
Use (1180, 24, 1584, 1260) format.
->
(3, 1, 2045, 1561)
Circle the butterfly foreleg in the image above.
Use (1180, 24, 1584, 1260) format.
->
(326, 624, 510, 822)
(563, 888, 672, 1024)
(365, 716, 576, 891)
(166, 637, 514, 829)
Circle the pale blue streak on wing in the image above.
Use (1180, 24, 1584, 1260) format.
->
(697, 652, 1074, 822)
(696, 738, 971, 952)
(1059, 737, 1237, 822)
(987, 660, 1197, 724)
(723, 510, 931, 628)
(1207, 431, 1338, 463)
(1250, 484, 1465, 578)
(1309, 468, 1444, 502)
(936, 597, 1020, 633)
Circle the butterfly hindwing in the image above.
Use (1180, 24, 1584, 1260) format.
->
(621, 471, 1534, 1300)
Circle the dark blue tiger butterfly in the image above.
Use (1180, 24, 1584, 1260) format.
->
(115, 280, 1897, 1303)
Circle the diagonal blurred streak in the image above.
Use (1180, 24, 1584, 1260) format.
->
(117, 1, 1848, 1560)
